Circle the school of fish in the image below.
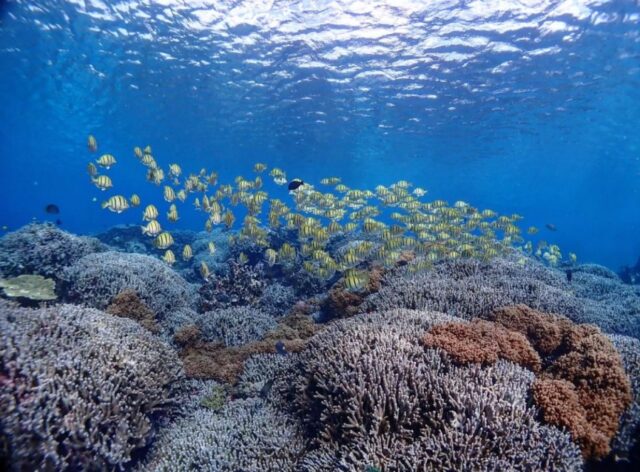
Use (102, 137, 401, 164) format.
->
(85, 135, 575, 290)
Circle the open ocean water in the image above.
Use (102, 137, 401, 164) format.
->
(1, 1, 640, 471)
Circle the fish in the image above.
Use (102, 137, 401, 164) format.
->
(163, 186, 176, 202)
(87, 135, 98, 152)
(101, 195, 129, 213)
(134, 146, 143, 159)
(208, 242, 216, 255)
(87, 162, 98, 177)
(253, 163, 267, 173)
(142, 204, 159, 221)
(92, 175, 113, 191)
(275, 340, 287, 355)
(288, 179, 304, 191)
(526, 226, 539, 235)
(545, 223, 557, 231)
(154, 231, 174, 249)
(129, 194, 141, 207)
(265, 248, 277, 266)
(182, 244, 193, 261)
(200, 261, 210, 280)
(238, 252, 248, 264)
(274, 176, 287, 186)
(162, 249, 176, 265)
(167, 204, 179, 222)
(96, 154, 116, 169)
(143, 145, 152, 154)
(142, 219, 162, 237)
(44, 204, 60, 214)
(169, 163, 182, 177)
(343, 268, 369, 291)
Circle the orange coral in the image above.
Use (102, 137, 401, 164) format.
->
(106, 290, 159, 333)
(422, 320, 541, 372)
(422, 304, 632, 460)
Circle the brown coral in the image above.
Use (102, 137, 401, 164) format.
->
(106, 289, 160, 333)
(422, 304, 632, 460)
(321, 265, 384, 319)
(179, 311, 321, 384)
(173, 324, 201, 347)
(422, 320, 541, 372)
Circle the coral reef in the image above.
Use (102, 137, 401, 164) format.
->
(61, 251, 198, 319)
(195, 306, 278, 346)
(181, 311, 319, 384)
(198, 261, 266, 311)
(0, 274, 57, 302)
(363, 254, 640, 338)
(619, 256, 640, 285)
(425, 304, 632, 460)
(0, 223, 106, 279)
(319, 265, 384, 320)
(0, 301, 183, 470)
(106, 289, 160, 333)
(422, 319, 541, 371)
(608, 334, 640, 463)
(136, 398, 304, 472)
(257, 282, 296, 317)
(282, 309, 583, 471)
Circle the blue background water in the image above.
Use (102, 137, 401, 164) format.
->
(0, 0, 639, 270)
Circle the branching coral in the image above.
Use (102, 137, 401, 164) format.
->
(258, 282, 296, 317)
(0, 223, 106, 279)
(363, 255, 640, 338)
(62, 251, 198, 319)
(282, 309, 582, 471)
(0, 301, 183, 470)
(136, 398, 304, 472)
(194, 306, 277, 346)
(198, 261, 266, 311)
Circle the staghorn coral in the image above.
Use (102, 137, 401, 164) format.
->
(422, 319, 541, 371)
(0, 223, 106, 279)
(283, 310, 582, 471)
(61, 251, 198, 320)
(608, 334, 640, 463)
(363, 254, 640, 338)
(136, 398, 304, 472)
(106, 289, 160, 333)
(258, 282, 296, 317)
(198, 260, 266, 311)
(194, 306, 277, 346)
(0, 301, 183, 471)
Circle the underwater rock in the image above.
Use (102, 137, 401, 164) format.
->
(0, 223, 106, 279)
(194, 306, 278, 347)
(363, 254, 640, 339)
(0, 301, 183, 470)
(136, 397, 304, 472)
(198, 261, 266, 311)
(283, 309, 583, 471)
(0, 274, 57, 302)
(106, 289, 160, 333)
(61, 251, 198, 320)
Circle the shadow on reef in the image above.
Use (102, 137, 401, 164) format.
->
(0, 223, 639, 471)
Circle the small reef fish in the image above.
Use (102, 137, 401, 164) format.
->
(129, 194, 141, 207)
(288, 178, 304, 191)
(200, 261, 210, 280)
(87, 135, 97, 153)
(96, 154, 116, 169)
(167, 204, 179, 222)
(182, 244, 193, 261)
(134, 146, 143, 159)
(162, 249, 176, 265)
(44, 204, 60, 214)
(154, 231, 174, 249)
(101, 195, 129, 213)
(87, 162, 98, 177)
(142, 220, 162, 237)
(142, 204, 159, 221)
(343, 268, 369, 291)
(253, 163, 267, 173)
(92, 175, 112, 191)
(208, 242, 216, 255)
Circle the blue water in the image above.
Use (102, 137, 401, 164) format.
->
(1, 0, 639, 270)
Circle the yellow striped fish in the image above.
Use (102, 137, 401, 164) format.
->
(101, 195, 129, 213)
(154, 231, 174, 249)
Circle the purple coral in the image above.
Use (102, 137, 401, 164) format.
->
(283, 309, 583, 471)
(0, 301, 183, 470)
(198, 261, 266, 311)
(61, 251, 198, 319)
(194, 306, 277, 346)
(0, 223, 106, 279)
